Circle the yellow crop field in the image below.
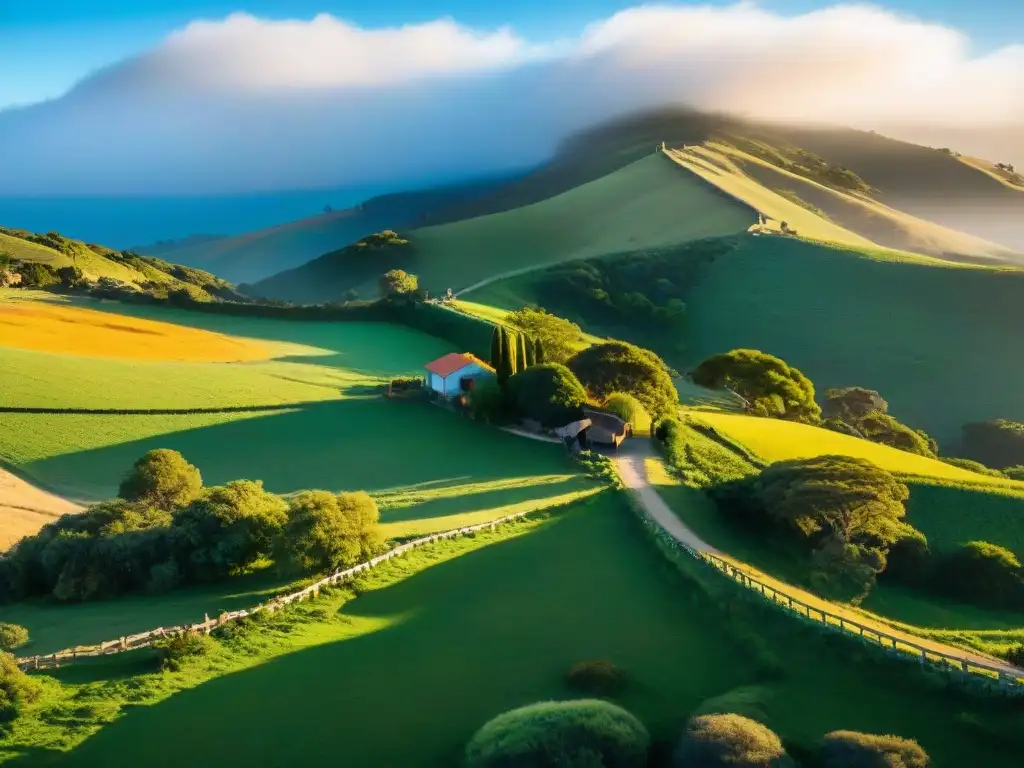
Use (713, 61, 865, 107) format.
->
(0, 296, 272, 362)
(690, 410, 1024, 487)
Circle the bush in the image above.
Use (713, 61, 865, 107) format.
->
(1002, 465, 1024, 481)
(569, 341, 679, 418)
(564, 659, 628, 696)
(282, 490, 382, 573)
(819, 730, 930, 768)
(465, 699, 650, 768)
(931, 541, 1024, 610)
(673, 713, 793, 767)
(1, 651, 40, 724)
(119, 449, 203, 510)
(0, 624, 29, 653)
(1005, 645, 1024, 667)
(961, 419, 1024, 469)
(14, 261, 58, 288)
(692, 349, 819, 424)
(507, 363, 587, 428)
(603, 393, 650, 434)
(152, 630, 213, 672)
(170, 480, 289, 582)
(467, 377, 509, 423)
(882, 528, 931, 588)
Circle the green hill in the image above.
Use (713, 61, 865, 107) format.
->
(251, 153, 756, 303)
(470, 233, 1024, 446)
(1, 226, 236, 300)
(136, 178, 516, 284)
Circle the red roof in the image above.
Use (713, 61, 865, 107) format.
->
(425, 352, 484, 377)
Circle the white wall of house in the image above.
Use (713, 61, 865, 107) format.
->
(427, 362, 491, 396)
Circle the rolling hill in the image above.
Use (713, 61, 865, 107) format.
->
(0, 226, 237, 300)
(250, 152, 756, 303)
(136, 177, 518, 284)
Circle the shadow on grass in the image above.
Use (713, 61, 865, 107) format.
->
(34, 500, 752, 768)
(24, 399, 583, 498)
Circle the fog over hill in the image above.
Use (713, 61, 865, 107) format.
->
(0, 3, 1020, 196)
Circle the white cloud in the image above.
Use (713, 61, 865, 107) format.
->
(0, 3, 1020, 194)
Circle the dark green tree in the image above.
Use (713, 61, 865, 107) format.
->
(170, 480, 288, 582)
(568, 341, 678, 418)
(961, 419, 1024, 468)
(489, 326, 503, 373)
(506, 306, 585, 364)
(534, 337, 546, 365)
(932, 541, 1024, 609)
(502, 327, 519, 378)
(507, 364, 587, 427)
(118, 449, 203, 511)
(823, 387, 888, 423)
(693, 349, 820, 423)
(517, 332, 530, 371)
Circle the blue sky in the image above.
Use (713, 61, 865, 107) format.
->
(1, 0, 1021, 109)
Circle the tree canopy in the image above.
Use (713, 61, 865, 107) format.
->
(0, 624, 29, 653)
(692, 349, 820, 423)
(379, 269, 418, 297)
(823, 388, 936, 458)
(961, 419, 1024, 468)
(823, 387, 888, 423)
(170, 480, 289, 582)
(465, 699, 650, 768)
(603, 392, 650, 433)
(118, 449, 203, 511)
(568, 341, 678, 418)
(282, 490, 382, 572)
(507, 363, 587, 427)
(506, 306, 584, 364)
(673, 713, 793, 768)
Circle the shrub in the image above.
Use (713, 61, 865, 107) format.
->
(379, 268, 418, 297)
(1005, 645, 1024, 667)
(507, 363, 587, 428)
(14, 261, 58, 288)
(465, 699, 650, 768)
(0, 624, 29, 653)
(119, 449, 203, 510)
(931, 541, 1024, 610)
(569, 341, 679, 418)
(1002, 465, 1024, 481)
(603, 393, 651, 434)
(655, 416, 682, 443)
(564, 659, 628, 696)
(467, 377, 509, 423)
(152, 630, 213, 672)
(881, 528, 931, 588)
(282, 490, 382, 572)
(819, 730, 930, 768)
(673, 713, 793, 767)
(1, 651, 40, 724)
(170, 480, 289, 582)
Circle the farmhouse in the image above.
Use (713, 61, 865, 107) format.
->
(424, 352, 494, 397)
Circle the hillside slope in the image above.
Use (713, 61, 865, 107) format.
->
(671, 143, 1017, 263)
(1, 227, 236, 299)
(744, 125, 1024, 252)
(137, 179, 516, 284)
(252, 153, 756, 303)
(682, 235, 1024, 445)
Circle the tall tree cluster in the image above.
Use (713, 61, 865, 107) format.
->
(489, 325, 543, 384)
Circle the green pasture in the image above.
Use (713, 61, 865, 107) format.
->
(683, 235, 1024, 445)
(1, 295, 595, 540)
(6, 496, 1021, 767)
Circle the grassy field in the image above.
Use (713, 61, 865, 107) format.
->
(5, 495, 1022, 767)
(682, 235, 1024, 445)
(0, 292, 275, 362)
(255, 154, 756, 302)
(0, 292, 596, 547)
(688, 412, 1017, 485)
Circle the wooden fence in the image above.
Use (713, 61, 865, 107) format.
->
(622, 490, 1024, 695)
(15, 510, 536, 672)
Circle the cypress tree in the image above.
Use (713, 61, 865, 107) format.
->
(489, 326, 503, 372)
(518, 332, 530, 371)
(524, 335, 536, 368)
(535, 338, 546, 365)
(504, 328, 519, 377)
(497, 327, 515, 384)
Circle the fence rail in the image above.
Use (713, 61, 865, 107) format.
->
(16, 510, 536, 672)
(622, 488, 1024, 695)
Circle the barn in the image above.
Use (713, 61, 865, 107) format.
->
(424, 352, 495, 397)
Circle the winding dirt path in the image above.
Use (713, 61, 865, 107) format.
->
(613, 440, 1023, 678)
